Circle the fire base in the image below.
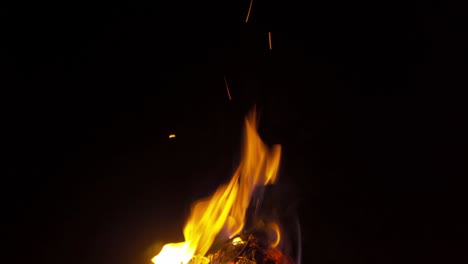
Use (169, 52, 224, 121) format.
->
(189, 234, 293, 264)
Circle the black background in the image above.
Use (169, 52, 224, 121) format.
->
(2, 0, 467, 263)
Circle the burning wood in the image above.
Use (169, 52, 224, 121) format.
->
(189, 233, 293, 264)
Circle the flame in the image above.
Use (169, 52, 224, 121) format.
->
(152, 110, 281, 264)
(269, 222, 281, 248)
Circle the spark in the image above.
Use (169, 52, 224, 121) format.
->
(169, 134, 176, 138)
(245, 0, 254, 23)
(268, 32, 272, 50)
(224, 75, 232, 101)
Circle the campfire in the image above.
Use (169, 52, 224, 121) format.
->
(151, 109, 296, 264)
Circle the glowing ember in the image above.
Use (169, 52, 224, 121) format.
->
(245, 0, 254, 23)
(169, 134, 176, 139)
(268, 32, 272, 50)
(224, 75, 232, 101)
(152, 110, 282, 264)
(231, 237, 244, 245)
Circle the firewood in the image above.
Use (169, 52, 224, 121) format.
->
(188, 233, 293, 264)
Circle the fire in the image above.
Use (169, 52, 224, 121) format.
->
(152, 110, 282, 264)
(269, 222, 281, 248)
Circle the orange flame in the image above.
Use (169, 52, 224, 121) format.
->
(269, 222, 281, 248)
(152, 110, 281, 264)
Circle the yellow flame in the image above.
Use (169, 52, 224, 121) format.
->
(169, 134, 176, 138)
(152, 110, 281, 264)
(152, 242, 192, 264)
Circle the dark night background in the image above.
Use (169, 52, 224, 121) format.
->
(2, 0, 467, 263)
